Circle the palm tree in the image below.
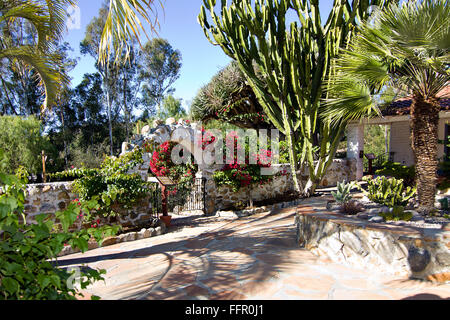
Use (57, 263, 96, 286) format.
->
(0, 0, 75, 110)
(0, 0, 161, 111)
(324, 0, 449, 214)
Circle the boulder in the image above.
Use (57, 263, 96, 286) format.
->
(102, 236, 118, 247)
(122, 142, 131, 154)
(368, 216, 384, 223)
(141, 125, 151, 135)
(166, 117, 177, 126)
(326, 200, 341, 211)
(153, 119, 164, 128)
(409, 210, 425, 222)
(408, 247, 431, 273)
(356, 212, 369, 220)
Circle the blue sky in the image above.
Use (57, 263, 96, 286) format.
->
(64, 1, 334, 111)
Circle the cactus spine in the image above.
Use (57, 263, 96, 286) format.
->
(198, 0, 396, 195)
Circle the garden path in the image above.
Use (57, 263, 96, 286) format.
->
(57, 197, 450, 300)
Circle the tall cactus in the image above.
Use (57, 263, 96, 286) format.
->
(198, 0, 396, 195)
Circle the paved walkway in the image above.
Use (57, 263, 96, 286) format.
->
(58, 198, 450, 300)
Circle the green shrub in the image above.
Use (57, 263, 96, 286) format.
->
(0, 167, 118, 300)
(49, 148, 150, 222)
(375, 161, 415, 187)
(379, 206, 413, 222)
(0, 116, 54, 174)
(361, 176, 416, 207)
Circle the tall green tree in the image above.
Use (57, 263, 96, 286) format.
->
(323, 0, 449, 213)
(0, 115, 53, 174)
(161, 95, 186, 119)
(199, 0, 396, 195)
(0, 0, 162, 114)
(81, 3, 143, 154)
(139, 38, 182, 117)
(81, 4, 118, 156)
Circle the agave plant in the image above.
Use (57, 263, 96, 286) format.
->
(331, 181, 356, 204)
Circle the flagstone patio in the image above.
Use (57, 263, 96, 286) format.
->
(57, 197, 450, 300)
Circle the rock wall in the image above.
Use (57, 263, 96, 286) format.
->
(24, 182, 156, 230)
(295, 206, 450, 282)
(207, 160, 358, 213)
(22, 158, 357, 221)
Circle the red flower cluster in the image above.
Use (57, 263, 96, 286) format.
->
(219, 132, 274, 188)
(149, 141, 197, 197)
(199, 127, 216, 150)
(256, 112, 265, 122)
(91, 219, 101, 228)
(253, 149, 272, 168)
(150, 141, 174, 177)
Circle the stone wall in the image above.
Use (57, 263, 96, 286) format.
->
(206, 159, 358, 213)
(24, 182, 156, 230)
(295, 205, 450, 283)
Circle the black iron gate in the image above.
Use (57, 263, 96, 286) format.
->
(149, 178, 206, 215)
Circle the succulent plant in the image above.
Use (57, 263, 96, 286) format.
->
(331, 181, 356, 204)
(378, 205, 413, 222)
(361, 176, 416, 207)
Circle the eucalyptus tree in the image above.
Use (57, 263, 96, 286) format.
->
(81, 3, 145, 154)
(199, 0, 397, 195)
(139, 38, 182, 118)
(161, 95, 187, 119)
(323, 0, 450, 213)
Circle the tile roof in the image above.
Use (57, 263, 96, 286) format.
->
(382, 86, 450, 116)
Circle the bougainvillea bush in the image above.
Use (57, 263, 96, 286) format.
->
(149, 141, 198, 197)
(208, 130, 279, 192)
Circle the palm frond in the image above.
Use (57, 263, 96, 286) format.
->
(99, 0, 163, 65)
(44, 0, 76, 45)
(0, 46, 68, 110)
(0, 2, 49, 49)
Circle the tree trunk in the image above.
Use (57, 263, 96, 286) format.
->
(60, 108, 68, 168)
(107, 89, 113, 156)
(410, 95, 440, 214)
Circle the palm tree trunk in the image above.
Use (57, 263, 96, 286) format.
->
(410, 95, 440, 214)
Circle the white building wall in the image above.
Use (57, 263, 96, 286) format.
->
(438, 118, 449, 161)
(390, 119, 448, 166)
(390, 121, 415, 166)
